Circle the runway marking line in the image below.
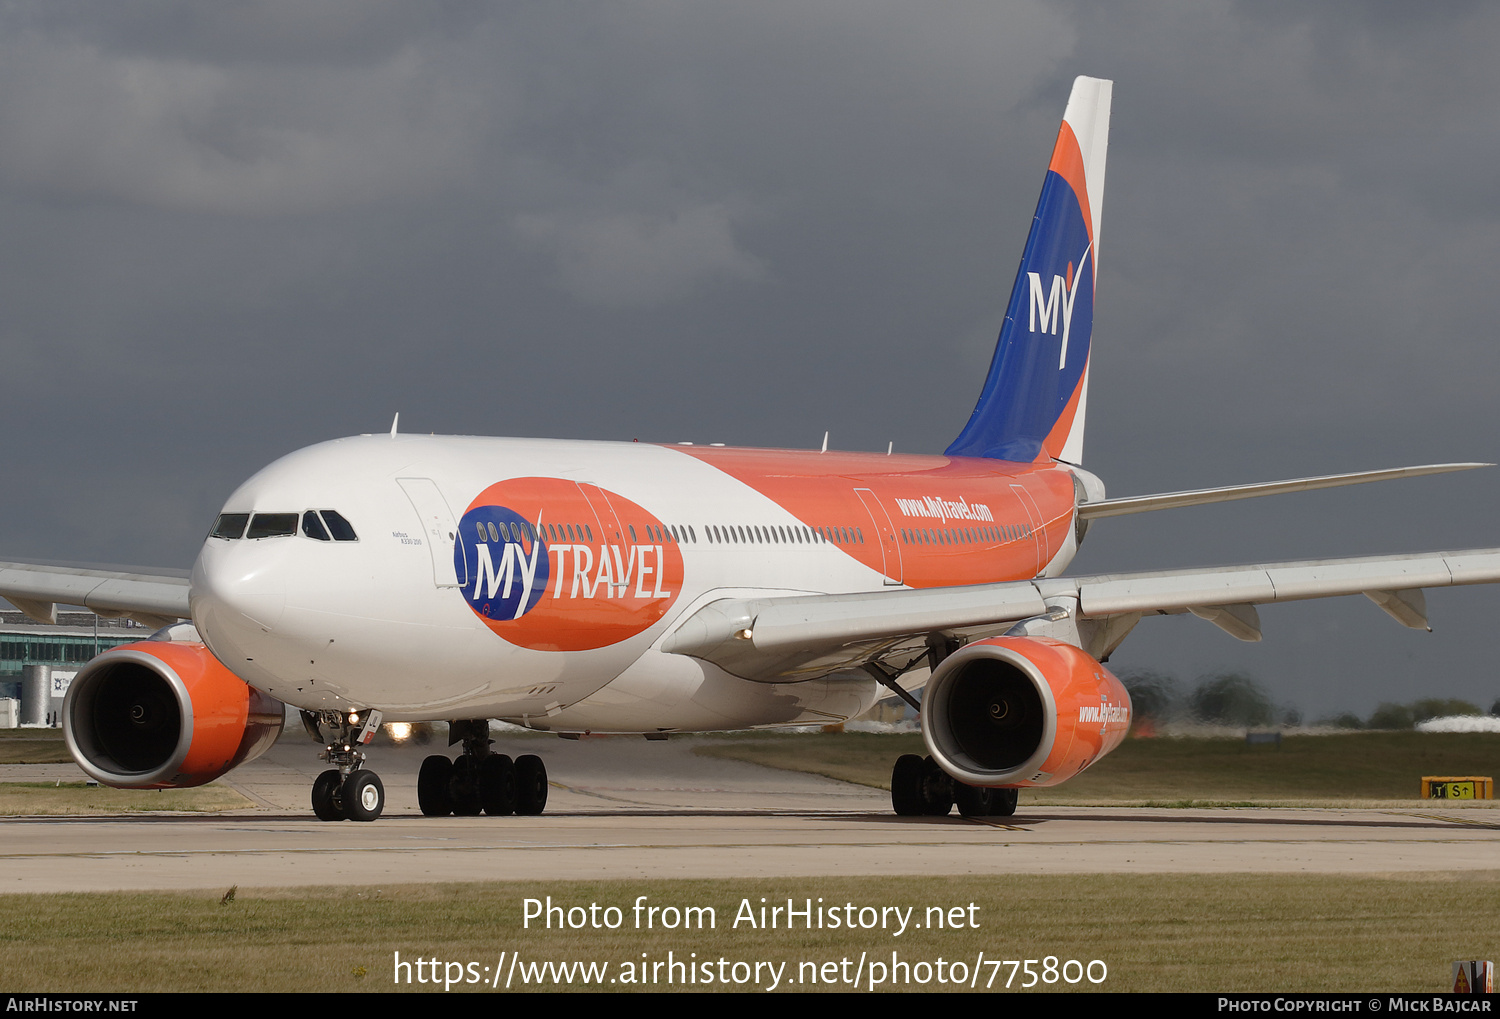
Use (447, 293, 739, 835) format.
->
(1402, 811, 1500, 830)
(961, 817, 1031, 831)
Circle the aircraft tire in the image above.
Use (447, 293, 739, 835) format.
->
(418, 755, 453, 816)
(449, 756, 483, 816)
(312, 769, 345, 822)
(343, 769, 385, 822)
(515, 754, 548, 815)
(891, 754, 926, 815)
(920, 756, 954, 816)
(480, 754, 517, 816)
(991, 787, 1019, 816)
(954, 781, 993, 817)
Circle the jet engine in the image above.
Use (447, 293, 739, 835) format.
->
(922, 636, 1130, 788)
(63, 640, 284, 788)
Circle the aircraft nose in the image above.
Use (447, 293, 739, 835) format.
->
(191, 540, 288, 638)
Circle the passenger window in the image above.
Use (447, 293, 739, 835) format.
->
(320, 511, 359, 542)
(302, 511, 331, 541)
(210, 513, 250, 540)
(247, 513, 298, 539)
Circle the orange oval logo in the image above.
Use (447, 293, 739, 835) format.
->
(455, 478, 684, 651)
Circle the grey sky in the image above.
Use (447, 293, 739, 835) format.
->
(3, 1, 1498, 718)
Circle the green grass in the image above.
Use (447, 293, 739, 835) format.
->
(694, 730, 1500, 804)
(1, 873, 1495, 992)
(0, 726, 71, 764)
(0, 781, 252, 814)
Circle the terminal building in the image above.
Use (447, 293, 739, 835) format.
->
(0, 608, 152, 726)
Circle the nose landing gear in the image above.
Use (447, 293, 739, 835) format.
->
(304, 709, 386, 822)
(417, 719, 549, 817)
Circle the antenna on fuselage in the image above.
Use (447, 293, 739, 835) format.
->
(821, 431, 829, 453)
(887, 441, 893, 455)
(390, 413, 400, 438)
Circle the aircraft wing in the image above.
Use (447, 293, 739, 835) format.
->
(663, 548, 1500, 682)
(0, 560, 191, 630)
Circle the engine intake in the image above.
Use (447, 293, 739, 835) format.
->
(64, 641, 284, 788)
(923, 636, 1130, 788)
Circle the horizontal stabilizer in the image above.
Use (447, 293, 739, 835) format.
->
(1077, 463, 1490, 520)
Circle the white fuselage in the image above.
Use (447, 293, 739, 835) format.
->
(190, 434, 1081, 733)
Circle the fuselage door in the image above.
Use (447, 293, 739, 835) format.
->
(1010, 483, 1046, 575)
(576, 482, 626, 551)
(854, 488, 903, 585)
(397, 477, 464, 588)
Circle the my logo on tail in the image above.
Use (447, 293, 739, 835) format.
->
(1027, 244, 1092, 369)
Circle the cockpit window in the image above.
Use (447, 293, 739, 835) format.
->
(320, 510, 359, 542)
(247, 513, 299, 539)
(210, 513, 250, 540)
(302, 511, 331, 541)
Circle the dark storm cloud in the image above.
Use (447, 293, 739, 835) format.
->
(10, 1, 484, 66)
(1, 1, 1497, 716)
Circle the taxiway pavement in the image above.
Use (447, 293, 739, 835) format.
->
(3, 733, 1497, 893)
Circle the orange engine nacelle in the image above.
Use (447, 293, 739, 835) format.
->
(63, 640, 284, 789)
(922, 637, 1130, 788)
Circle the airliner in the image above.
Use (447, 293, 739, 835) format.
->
(5, 76, 1499, 822)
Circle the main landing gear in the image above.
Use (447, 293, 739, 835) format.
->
(417, 719, 549, 818)
(890, 754, 1018, 818)
(304, 709, 387, 822)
